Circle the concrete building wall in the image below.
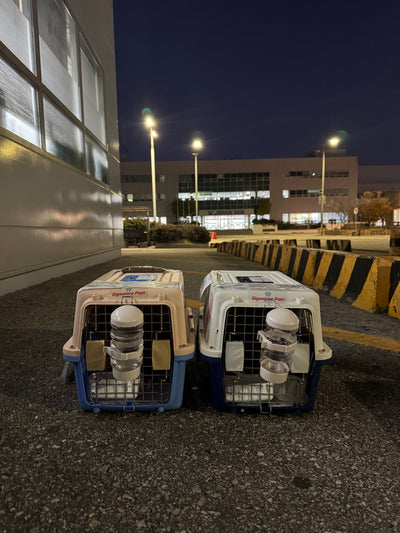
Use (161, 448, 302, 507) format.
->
(0, 0, 122, 295)
(358, 165, 400, 192)
(121, 156, 358, 226)
(358, 165, 400, 225)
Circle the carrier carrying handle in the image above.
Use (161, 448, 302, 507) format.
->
(121, 266, 167, 274)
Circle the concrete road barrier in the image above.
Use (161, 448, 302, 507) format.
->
(306, 239, 321, 248)
(218, 240, 400, 318)
(327, 239, 352, 252)
(389, 260, 400, 319)
(389, 231, 400, 255)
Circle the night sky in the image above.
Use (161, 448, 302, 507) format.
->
(113, 1, 400, 165)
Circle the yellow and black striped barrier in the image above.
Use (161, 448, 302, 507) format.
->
(389, 260, 400, 318)
(218, 241, 400, 320)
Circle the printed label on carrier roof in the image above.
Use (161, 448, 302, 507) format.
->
(235, 275, 274, 284)
(122, 274, 159, 282)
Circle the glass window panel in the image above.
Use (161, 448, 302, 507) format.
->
(44, 97, 83, 168)
(178, 193, 190, 200)
(257, 191, 270, 198)
(37, 0, 81, 117)
(80, 38, 106, 143)
(86, 137, 108, 183)
(0, 56, 40, 145)
(0, 0, 35, 71)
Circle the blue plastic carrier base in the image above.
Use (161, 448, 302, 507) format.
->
(64, 352, 193, 413)
(201, 354, 329, 414)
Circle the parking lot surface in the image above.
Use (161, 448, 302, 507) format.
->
(1, 248, 399, 532)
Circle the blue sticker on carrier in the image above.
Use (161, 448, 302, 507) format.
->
(122, 275, 159, 282)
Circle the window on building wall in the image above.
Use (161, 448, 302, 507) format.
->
(286, 169, 349, 178)
(86, 136, 107, 183)
(179, 173, 269, 194)
(126, 193, 133, 202)
(44, 96, 83, 169)
(178, 193, 191, 200)
(0, 0, 36, 72)
(37, 0, 81, 118)
(325, 170, 349, 177)
(282, 190, 289, 198)
(159, 174, 166, 182)
(121, 175, 151, 183)
(287, 189, 322, 198)
(139, 193, 152, 201)
(0, 0, 110, 182)
(179, 191, 257, 202)
(286, 212, 342, 224)
(288, 170, 321, 178)
(0, 56, 40, 145)
(80, 38, 105, 144)
(224, 172, 269, 178)
(325, 188, 348, 196)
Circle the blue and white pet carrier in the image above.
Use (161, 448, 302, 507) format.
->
(63, 266, 195, 412)
(198, 270, 331, 413)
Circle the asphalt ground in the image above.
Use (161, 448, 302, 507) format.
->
(1, 248, 400, 532)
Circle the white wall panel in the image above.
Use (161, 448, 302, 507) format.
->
(0, 137, 115, 228)
(0, 226, 114, 278)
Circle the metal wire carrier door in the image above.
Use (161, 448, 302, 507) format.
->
(83, 304, 174, 406)
(222, 306, 314, 407)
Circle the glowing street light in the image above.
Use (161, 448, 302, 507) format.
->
(320, 136, 341, 230)
(192, 139, 203, 225)
(145, 116, 158, 222)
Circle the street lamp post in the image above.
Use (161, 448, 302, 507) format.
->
(320, 136, 340, 230)
(192, 139, 203, 225)
(145, 117, 158, 222)
(320, 148, 326, 231)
